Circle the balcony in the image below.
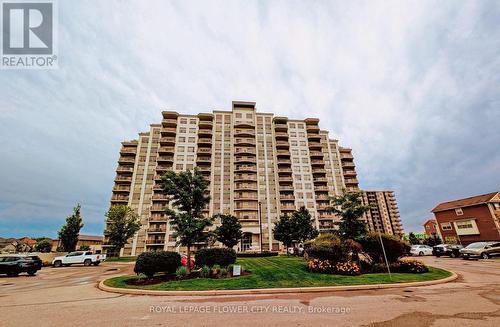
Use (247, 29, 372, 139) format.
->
(344, 178, 359, 185)
(235, 148, 256, 155)
(156, 165, 172, 172)
(146, 239, 166, 245)
(235, 138, 255, 146)
(316, 195, 330, 201)
(343, 169, 356, 176)
(158, 146, 175, 154)
(275, 141, 289, 149)
(306, 124, 320, 132)
(152, 194, 169, 201)
(278, 167, 293, 173)
(150, 214, 168, 222)
(196, 155, 211, 162)
(307, 134, 321, 141)
(148, 227, 166, 234)
(118, 157, 135, 164)
(313, 177, 328, 183)
(281, 205, 296, 211)
(234, 121, 255, 128)
(234, 206, 259, 211)
(311, 159, 324, 166)
(234, 195, 259, 201)
(115, 176, 132, 183)
(274, 123, 288, 131)
(280, 185, 294, 191)
(312, 167, 326, 174)
(235, 183, 258, 191)
(197, 147, 212, 154)
(280, 194, 295, 200)
(162, 118, 177, 127)
(308, 141, 322, 149)
(111, 195, 128, 203)
(309, 151, 323, 157)
(277, 158, 291, 165)
(235, 156, 256, 163)
(197, 138, 212, 146)
(235, 164, 257, 172)
(113, 186, 130, 193)
(275, 132, 289, 139)
(234, 129, 255, 136)
(116, 166, 134, 173)
(159, 137, 176, 145)
(234, 173, 257, 181)
(161, 127, 177, 135)
(198, 120, 213, 128)
(341, 161, 355, 168)
(120, 148, 136, 155)
(151, 205, 167, 212)
(279, 176, 293, 182)
(315, 186, 329, 192)
(198, 128, 212, 137)
(276, 150, 291, 157)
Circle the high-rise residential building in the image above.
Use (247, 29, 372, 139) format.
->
(361, 191, 404, 237)
(105, 101, 401, 256)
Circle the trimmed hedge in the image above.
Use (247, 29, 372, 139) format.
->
(195, 248, 236, 267)
(358, 232, 410, 264)
(134, 251, 181, 279)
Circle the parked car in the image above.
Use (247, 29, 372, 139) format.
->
(433, 244, 463, 258)
(410, 245, 433, 256)
(460, 242, 500, 260)
(52, 251, 106, 267)
(0, 255, 42, 277)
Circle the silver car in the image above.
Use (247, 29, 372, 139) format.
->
(459, 241, 500, 259)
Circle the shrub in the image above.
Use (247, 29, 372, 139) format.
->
(391, 259, 429, 273)
(34, 239, 52, 253)
(304, 233, 349, 262)
(134, 251, 182, 279)
(219, 267, 228, 278)
(175, 266, 189, 279)
(358, 232, 410, 264)
(307, 258, 335, 273)
(335, 262, 361, 276)
(195, 248, 236, 267)
(200, 265, 210, 278)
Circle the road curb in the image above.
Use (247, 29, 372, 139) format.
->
(98, 270, 458, 296)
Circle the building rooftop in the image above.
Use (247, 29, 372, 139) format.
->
(431, 192, 499, 213)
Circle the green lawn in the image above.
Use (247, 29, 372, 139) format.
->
(104, 256, 451, 291)
(105, 256, 137, 262)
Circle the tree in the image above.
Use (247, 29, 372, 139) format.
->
(274, 207, 319, 252)
(161, 168, 212, 272)
(273, 214, 294, 249)
(78, 245, 91, 251)
(58, 204, 84, 252)
(328, 191, 369, 240)
(408, 232, 421, 245)
(291, 207, 319, 244)
(104, 205, 141, 256)
(215, 214, 242, 248)
(34, 238, 52, 253)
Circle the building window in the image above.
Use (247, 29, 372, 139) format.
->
(455, 208, 463, 215)
(441, 222, 452, 231)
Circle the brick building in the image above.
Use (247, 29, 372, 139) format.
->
(431, 192, 500, 245)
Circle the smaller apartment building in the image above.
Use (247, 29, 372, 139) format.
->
(432, 192, 500, 245)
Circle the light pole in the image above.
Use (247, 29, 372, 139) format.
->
(258, 201, 263, 253)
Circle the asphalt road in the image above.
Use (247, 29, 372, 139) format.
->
(0, 257, 499, 327)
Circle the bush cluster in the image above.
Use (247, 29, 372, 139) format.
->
(195, 248, 236, 268)
(358, 232, 410, 264)
(391, 259, 429, 273)
(134, 251, 181, 279)
(304, 233, 362, 263)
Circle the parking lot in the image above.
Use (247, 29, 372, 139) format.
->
(0, 257, 499, 326)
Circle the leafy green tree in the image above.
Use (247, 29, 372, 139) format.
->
(292, 207, 319, 244)
(161, 168, 212, 272)
(423, 233, 442, 247)
(328, 191, 369, 240)
(78, 245, 91, 251)
(34, 238, 52, 253)
(215, 214, 242, 248)
(408, 232, 421, 245)
(58, 204, 84, 252)
(104, 205, 141, 256)
(273, 214, 295, 249)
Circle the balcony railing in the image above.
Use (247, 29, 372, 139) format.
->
(275, 132, 289, 139)
(113, 186, 130, 192)
(116, 166, 134, 173)
(162, 118, 177, 126)
(197, 147, 211, 153)
(161, 127, 177, 135)
(309, 151, 323, 157)
(152, 194, 169, 201)
(235, 148, 256, 155)
(146, 239, 165, 244)
(118, 157, 135, 164)
(111, 195, 128, 202)
(235, 164, 257, 171)
(115, 176, 132, 182)
(234, 129, 255, 136)
(235, 138, 256, 145)
(159, 137, 176, 144)
(157, 155, 174, 162)
(158, 146, 175, 153)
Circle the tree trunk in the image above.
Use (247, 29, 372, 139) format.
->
(186, 246, 191, 273)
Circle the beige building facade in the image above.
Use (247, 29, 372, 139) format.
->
(106, 101, 401, 256)
(362, 191, 404, 237)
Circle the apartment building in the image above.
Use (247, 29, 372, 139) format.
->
(362, 191, 404, 237)
(106, 101, 364, 256)
(432, 192, 500, 245)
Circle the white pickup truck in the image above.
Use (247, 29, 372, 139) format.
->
(52, 251, 106, 267)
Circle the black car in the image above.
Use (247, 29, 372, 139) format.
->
(433, 244, 463, 258)
(0, 255, 42, 277)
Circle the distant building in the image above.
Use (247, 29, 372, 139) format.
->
(431, 192, 500, 245)
(361, 191, 404, 237)
(51, 235, 104, 252)
(423, 219, 440, 238)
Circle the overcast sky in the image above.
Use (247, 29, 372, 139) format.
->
(1, 0, 499, 238)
